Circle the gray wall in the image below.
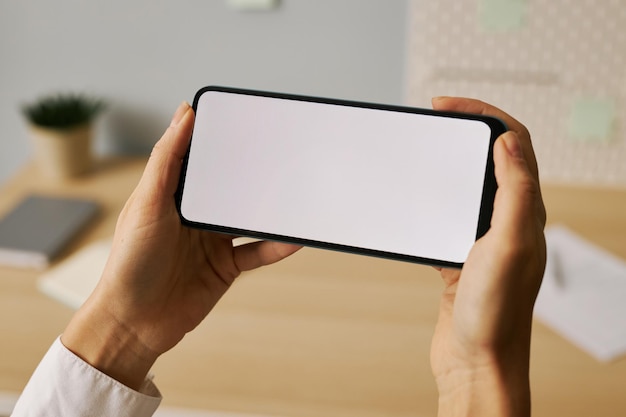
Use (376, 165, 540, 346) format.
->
(0, 0, 409, 184)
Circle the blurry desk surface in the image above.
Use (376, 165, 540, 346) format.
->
(1, 158, 626, 417)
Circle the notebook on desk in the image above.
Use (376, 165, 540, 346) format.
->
(0, 194, 99, 269)
(38, 238, 111, 309)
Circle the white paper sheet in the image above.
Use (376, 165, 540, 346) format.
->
(534, 225, 626, 362)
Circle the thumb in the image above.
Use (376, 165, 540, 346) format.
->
(490, 131, 543, 239)
(137, 102, 194, 202)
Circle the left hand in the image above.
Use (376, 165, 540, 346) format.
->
(62, 102, 301, 390)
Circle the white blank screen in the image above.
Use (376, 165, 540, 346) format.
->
(180, 90, 492, 264)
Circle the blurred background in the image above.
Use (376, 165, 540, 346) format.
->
(2, 0, 624, 187)
(0, 0, 408, 184)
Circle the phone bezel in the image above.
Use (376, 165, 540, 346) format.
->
(176, 86, 506, 268)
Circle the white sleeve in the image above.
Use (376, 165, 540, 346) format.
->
(11, 336, 162, 417)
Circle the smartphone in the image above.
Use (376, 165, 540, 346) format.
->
(176, 86, 506, 268)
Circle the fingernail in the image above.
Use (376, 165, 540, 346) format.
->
(501, 131, 524, 158)
(170, 101, 190, 127)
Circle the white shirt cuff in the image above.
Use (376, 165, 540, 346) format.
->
(12, 336, 162, 417)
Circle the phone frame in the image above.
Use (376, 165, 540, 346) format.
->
(176, 86, 506, 268)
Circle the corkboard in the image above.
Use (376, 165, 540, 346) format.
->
(406, 0, 626, 187)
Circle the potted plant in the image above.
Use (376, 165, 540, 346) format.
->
(22, 93, 105, 180)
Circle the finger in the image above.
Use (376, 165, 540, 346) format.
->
(439, 267, 461, 287)
(233, 240, 302, 272)
(431, 96, 528, 138)
(431, 96, 539, 182)
(138, 102, 195, 201)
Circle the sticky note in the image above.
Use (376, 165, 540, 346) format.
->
(568, 97, 615, 142)
(479, 0, 527, 31)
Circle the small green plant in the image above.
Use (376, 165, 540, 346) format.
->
(22, 93, 105, 129)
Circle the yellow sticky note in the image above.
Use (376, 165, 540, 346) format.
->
(568, 97, 616, 142)
(479, 0, 527, 32)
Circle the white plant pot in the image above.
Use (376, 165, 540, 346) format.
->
(30, 123, 93, 180)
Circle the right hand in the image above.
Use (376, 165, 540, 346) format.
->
(430, 97, 547, 417)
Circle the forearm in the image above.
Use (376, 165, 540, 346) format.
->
(435, 349, 531, 417)
(61, 298, 159, 391)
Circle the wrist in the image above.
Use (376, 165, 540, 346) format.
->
(61, 298, 159, 391)
(435, 347, 531, 417)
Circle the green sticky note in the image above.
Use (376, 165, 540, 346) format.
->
(568, 97, 615, 142)
(479, 0, 527, 32)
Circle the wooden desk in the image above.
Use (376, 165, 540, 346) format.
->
(1, 160, 625, 416)
(0, 158, 146, 392)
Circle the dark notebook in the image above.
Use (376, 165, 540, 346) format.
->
(0, 195, 99, 269)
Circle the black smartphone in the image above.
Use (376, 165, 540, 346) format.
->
(176, 86, 506, 268)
